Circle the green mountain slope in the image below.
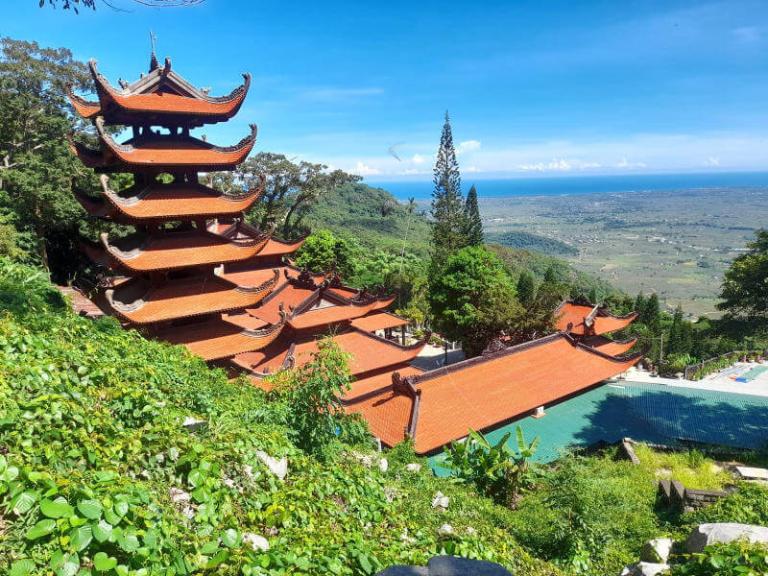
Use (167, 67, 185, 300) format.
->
(303, 183, 432, 257)
(0, 259, 555, 576)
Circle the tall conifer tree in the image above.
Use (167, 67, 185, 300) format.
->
(464, 184, 483, 245)
(430, 112, 467, 264)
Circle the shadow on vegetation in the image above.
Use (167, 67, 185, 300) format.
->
(572, 389, 768, 451)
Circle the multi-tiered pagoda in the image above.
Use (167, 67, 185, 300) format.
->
(68, 54, 427, 379)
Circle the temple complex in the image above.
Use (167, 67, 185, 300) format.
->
(68, 54, 426, 381)
(68, 54, 642, 457)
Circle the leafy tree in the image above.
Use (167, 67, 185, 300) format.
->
(444, 427, 539, 508)
(0, 37, 94, 275)
(212, 153, 359, 237)
(430, 112, 467, 265)
(428, 245, 523, 357)
(718, 229, 768, 321)
(668, 305, 684, 354)
(272, 338, 352, 458)
(463, 184, 483, 246)
(642, 293, 661, 333)
(516, 271, 536, 309)
(293, 229, 358, 279)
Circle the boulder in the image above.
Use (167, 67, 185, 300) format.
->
(242, 532, 269, 552)
(431, 491, 449, 510)
(686, 523, 768, 552)
(182, 416, 206, 432)
(256, 451, 288, 481)
(620, 562, 669, 576)
(428, 555, 511, 576)
(379, 458, 389, 473)
(437, 524, 454, 537)
(406, 463, 422, 473)
(640, 538, 673, 564)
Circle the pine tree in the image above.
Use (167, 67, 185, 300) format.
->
(463, 184, 483, 246)
(431, 111, 468, 265)
(516, 271, 536, 308)
(668, 305, 684, 354)
(643, 293, 661, 333)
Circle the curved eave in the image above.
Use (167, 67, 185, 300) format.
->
(73, 189, 113, 218)
(68, 136, 113, 169)
(156, 314, 287, 361)
(257, 235, 308, 258)
(287, 296, 397, 330)
(67, 88, 101, 119)
(99, 175, 265, 221)
(100, 230, 272, 273)
(95, 117, 257, 170)
(105, 276, 275, 325)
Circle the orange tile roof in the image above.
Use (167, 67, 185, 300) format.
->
(81, 117, 257, 171)
(155, 314, 286, 361)
(257, 237, 308, 257)
(221, 265, 292, 291)
(585, 336, 638, 356)
(345, 365, 424, 401)
(91, 175, 263, 221)
(350, 312, 409, 332)
(247, 281, 318, 324)
(101, 230, 272, 272)
(346, 333, 643, 454)
(234, 329, 428, 379)
(555, 301, 638, 336)
(57, 286, 104, 318)
(288, 297, 396, 330)
(78, 59, 250, 126)
(106, 274, 277, 324)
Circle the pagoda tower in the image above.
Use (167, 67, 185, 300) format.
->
(68, 54, 427, 379)
(68, 55, 291, 360)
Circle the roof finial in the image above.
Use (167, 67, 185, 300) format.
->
(149, 30, 159, 72)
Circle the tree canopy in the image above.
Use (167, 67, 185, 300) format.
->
(718, 229, 768, 322)
(463, 184, 483, 246)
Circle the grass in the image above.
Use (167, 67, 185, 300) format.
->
(633, 445, 731, 490)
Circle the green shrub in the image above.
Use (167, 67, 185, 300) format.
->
(686, 484, 768, 526)
(671, 541, 768, 576)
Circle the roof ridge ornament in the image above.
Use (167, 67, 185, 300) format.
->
(149, 30, 159, 72)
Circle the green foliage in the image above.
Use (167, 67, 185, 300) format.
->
(444, 428, 539, 508)
(686, 484, 768, 526)
(428, 245, 523, 356)
(431, 112, 469, 264)
(270, 338, 353, 459)
(463, 185, 483, 246)
(294, 229, 359, 278)
(670, 541, 768, 576)
(0, 259, 559, 576)
(485, 231, 578, 257)
(516, 271, 537, 309)
(718, 229, 768, 322)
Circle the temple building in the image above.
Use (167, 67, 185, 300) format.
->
(68, 54, 425, 379)
(68, 54, 643, 457)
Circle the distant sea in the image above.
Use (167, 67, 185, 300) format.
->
(367, 171, 768, 202)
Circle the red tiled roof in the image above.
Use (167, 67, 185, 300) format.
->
(345, 365, 424, 401)
(100, 230, 271, 272)
(346, 333, 643, 454)
(555, 301, 638, 336)
(155, 314, 286, 361)
(234, 328, 428, 379)
(288, 297, 396, 330)
(70, 60, 251, 126)
(106, 273, 277, 324)
(585, 336, 638, 356)
(78, 175, 263, 221)
(350, 312, 409, 332)
(246, 281, 318, 324)
(57, 286, 104, 319)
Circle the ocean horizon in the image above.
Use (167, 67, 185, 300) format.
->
(367, 171, 768, 202)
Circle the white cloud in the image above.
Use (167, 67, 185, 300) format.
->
(411, 154, 427, 164)
(516, 158, 601, 172)
(733, 26, 761, 44)
(616, 157, 647, 169)
(457, 140, 481, 155)
(349, 161, 381, 176)
(298, 87, 384, 103)
(704, 156, 721, 167)
(465, 165, 482, 173)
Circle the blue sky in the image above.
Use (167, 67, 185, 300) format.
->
(5, 0, 768, 180)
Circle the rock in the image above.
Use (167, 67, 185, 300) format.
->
(735, 466, 768, 481)
(641, 538, 673, 564)
(686, 523, 768, 552)
(169, 487, 190, 504)
(242, 532, 270, 552)
(182, 416, 206, 432)
(377, 566, 429, 576)
(431, 491, 449, 510)
(243, 464, 254, 479)
(379, 458, 389, 473)
(256, 451, 288, 481)
(620, 562, 669, 576)
(465, 526, 476, 536)
(406, 463, 422, 473)
(437, 524, 454, 537)
(428, 555, 512, 576)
